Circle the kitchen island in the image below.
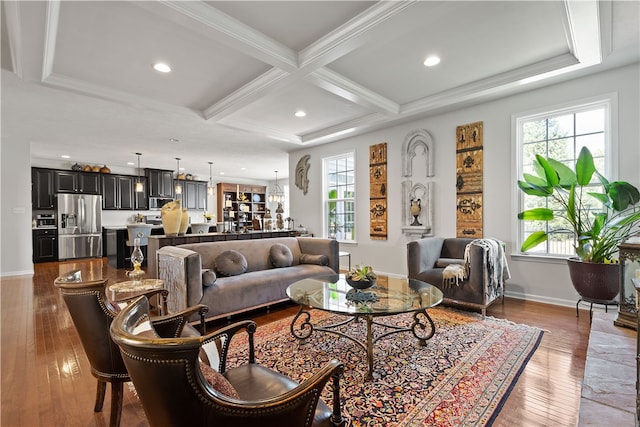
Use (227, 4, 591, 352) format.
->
(103, 225, 165, 269)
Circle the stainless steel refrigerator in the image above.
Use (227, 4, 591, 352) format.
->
(57, 194, 103, 260)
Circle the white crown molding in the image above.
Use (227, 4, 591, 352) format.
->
(42, 72, 202, 117)
(148, 0, 298, 72)
(202, 68, 290, 121)
(306, 68, 400, 116)
(41, 0, 60, 81)
(401, 53, 580, 116)
(297, 0, 417, 70)
(3, 1, 23, 77)
(300, 112, 388, 144)
(597, 0, 614, 61)
(217, 117, 302, 145)
(564, 0, 603, 65)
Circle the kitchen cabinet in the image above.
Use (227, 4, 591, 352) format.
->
(177, 180, 208, 210)
(32, 168, 55, 209)
(146, 169, 174, 198)
(134, 176, 148, 210)
(55, 171, 100, 194)
(33, 229, 58, 263)
(102, 175, 134, 210)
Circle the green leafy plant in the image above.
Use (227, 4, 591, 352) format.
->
(518, 146, 640, 263)
(347, 265, 377, 282)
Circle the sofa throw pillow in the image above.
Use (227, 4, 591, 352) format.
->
(269, 243, 293, 268)
(202, 269, 217, 287)
(435, 258, 465, 268)
(299, 253, 329, 266)
(215, 250, 248, 276)
(199, 360, 240, 399)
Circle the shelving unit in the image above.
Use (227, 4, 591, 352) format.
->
(216, 183, 266, 231)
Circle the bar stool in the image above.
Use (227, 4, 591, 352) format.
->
(126, 224, 153, 266)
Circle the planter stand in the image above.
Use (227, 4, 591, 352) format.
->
(576, 297, 619, 322)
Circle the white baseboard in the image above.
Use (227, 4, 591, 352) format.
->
(0, 269, 34, 278)
(505, 290, 584, 310)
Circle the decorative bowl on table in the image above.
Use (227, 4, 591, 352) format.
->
(346, 276, 376, 289)
(345, 265, 377, 290)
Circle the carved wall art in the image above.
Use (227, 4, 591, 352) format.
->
(401, 129, 434, 240)
(402, 129, 434, 177)
(455, 121, 483, 237)
(295, 154, 310, 195)
(369, 142, 387, 240)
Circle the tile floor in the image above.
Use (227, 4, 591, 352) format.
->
(579, 312, 637, 426)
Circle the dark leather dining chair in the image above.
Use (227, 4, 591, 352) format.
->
(54, 274, 207, 427)
(110, 295, 345, 427)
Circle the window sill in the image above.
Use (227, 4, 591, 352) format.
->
(510, 253, 571, 265)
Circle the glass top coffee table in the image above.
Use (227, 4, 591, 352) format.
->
(286, 274, 443, 379)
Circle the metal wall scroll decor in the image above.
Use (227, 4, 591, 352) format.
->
(369, 142, 387, 240)
(295, 154, 310, 195)
(455, 121, 484, 237)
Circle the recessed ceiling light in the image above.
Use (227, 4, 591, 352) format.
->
(219, 172, 225, 175)
(295, 110, 306, 117)
(127, 162, 135, 166)
(61, 155, 70, 159)
(241, 167, 246, 170)
(153, 63, 171, 73)
(169, 138, 180, 143)
(423, 56, 441, 67)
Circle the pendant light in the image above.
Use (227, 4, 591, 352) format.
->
(135, 152, 144, 192)
(268, 170, 284, 204)
(207, 162, 214, 195)
(174, 157, 182, 195)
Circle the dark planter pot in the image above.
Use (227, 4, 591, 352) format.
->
(567, 257, 620, 303)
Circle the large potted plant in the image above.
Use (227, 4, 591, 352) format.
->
(517, 147, 640, 302)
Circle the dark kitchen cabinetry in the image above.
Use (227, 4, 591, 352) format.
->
(176, 180, 208, 210)
(102, 175, 134, 210)
(146, 169, 174, 198)
(33, 229, 58, 263)
(32, 168, 55, 209)
(55, 171, 100, 194)
(134, 176, 148, 210)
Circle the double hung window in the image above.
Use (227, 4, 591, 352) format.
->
(324, 153, 355, 242)
(515, 97, 612, 257)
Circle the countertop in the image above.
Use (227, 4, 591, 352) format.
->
(102, 225, 164, 230)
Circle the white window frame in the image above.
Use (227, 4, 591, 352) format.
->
(323, 152, 356, 243)
(512, 94, 617, 260)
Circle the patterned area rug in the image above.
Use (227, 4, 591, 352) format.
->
(226, 306, 543, 427)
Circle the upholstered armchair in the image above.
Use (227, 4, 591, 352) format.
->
(110, 295, 345, 427)
(54, 274, 207, 427)
(407, 237, 508, 318)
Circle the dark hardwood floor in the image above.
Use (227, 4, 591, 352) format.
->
(1, 258, 592, 426)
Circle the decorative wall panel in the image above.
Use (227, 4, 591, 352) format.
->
(369, 143, 387, 240)
(456, 121, 483, 237)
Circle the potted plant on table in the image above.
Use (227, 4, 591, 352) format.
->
(346, 265, 377, 290)
(517, 146, 640, 302)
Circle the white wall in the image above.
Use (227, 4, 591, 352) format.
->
(1, 136, 34, 276)
(288, 63, 640, 307)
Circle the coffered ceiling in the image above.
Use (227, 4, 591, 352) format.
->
(2, 1, 638, 181)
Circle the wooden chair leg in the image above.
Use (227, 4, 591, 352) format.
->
(94, 380, 107, 412)
(109, 381, 123, 427)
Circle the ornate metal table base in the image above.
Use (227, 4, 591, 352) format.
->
(290, 305, 436, 380)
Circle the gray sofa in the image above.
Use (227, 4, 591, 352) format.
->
(407, 237, 507, 318)
(157, 237, 338, 321)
